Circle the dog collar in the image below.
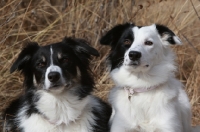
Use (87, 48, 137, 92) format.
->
(124, 83, 164, 99)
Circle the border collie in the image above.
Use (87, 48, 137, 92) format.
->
(100, 23, 200, 132)
(4, 37, 111, 132)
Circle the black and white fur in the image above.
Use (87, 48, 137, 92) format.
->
(4, 37, 111, 132)
(100, 23, 200, 132)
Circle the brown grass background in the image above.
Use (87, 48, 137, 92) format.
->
(0, 0, 200, 129)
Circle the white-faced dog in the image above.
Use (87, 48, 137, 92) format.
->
(100, 23, 200, 132)
(4, 37, 111, 132)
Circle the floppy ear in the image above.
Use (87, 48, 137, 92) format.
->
(155, 24, 182, 46)
(10, 42, 39, 73)
(100, 23, 135, 46)
(99, 27, 116, 45)
(62, 37, 99, 57)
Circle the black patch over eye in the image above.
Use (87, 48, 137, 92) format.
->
(144, 41, 153, 46)
(123, 39, 132, 45)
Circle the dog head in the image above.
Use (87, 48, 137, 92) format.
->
(100, 23, 181, 73)
(100, 23, 135, 70)
(124, 24, 181, 72)
(10, 37, 99, 97)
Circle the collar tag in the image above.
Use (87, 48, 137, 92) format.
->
(124, 86, 134, 98)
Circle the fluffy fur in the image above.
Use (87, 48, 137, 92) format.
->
(4, 37, 111, 132)
(100, 23, 200, 132)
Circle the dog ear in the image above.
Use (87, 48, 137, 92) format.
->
(155, 24, 182, 45)
(62, 37, 99, 57)
(99, 27, 116, 45)
(100, 23, 135, 46)
(10, 42, 39, 73)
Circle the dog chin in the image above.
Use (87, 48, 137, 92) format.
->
(47, 87, 65, 94)
(45, 84, 70, 93)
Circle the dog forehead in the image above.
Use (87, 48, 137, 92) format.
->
(33, 46, 50, 57)
(33, 45, 59, 58)
(51, 43, 72, 53)
(133, 25, 158, 40)
(136, 25, 156, 35)
(33, 43, 74, 61)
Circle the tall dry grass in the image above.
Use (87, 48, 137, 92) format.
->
(0, 0, 200, 129)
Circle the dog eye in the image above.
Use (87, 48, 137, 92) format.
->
(144, 41, 153, 46)
(124, 39, 132, 45)
(37, 62, 46, 68)
(61, 58, 69, 63)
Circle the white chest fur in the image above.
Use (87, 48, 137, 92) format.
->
(18, 90, 96, 132)
(108, 67, 191, 132)
(109, 84, 180, 131)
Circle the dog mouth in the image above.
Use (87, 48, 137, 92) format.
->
(128, 60, 140, 66)
(50, 84, 61, 88)
(48, 84, 62, 90)
(126, 61, 150, 68)
(49, 83, 71, 89)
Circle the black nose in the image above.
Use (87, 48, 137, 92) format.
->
(48, 72, 60, 82)
(129, 51, 141, 61)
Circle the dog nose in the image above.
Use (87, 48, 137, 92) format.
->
(129, 51, 141, 60)
(48, 72, 60, 82)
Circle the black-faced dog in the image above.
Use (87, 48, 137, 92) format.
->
(100, 23, 200, 132)
(4, 37, 111, 132)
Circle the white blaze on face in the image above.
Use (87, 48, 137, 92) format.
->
(44, 46, 63, 90)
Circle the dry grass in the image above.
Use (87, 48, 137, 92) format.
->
(0, 0, 200, 129)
